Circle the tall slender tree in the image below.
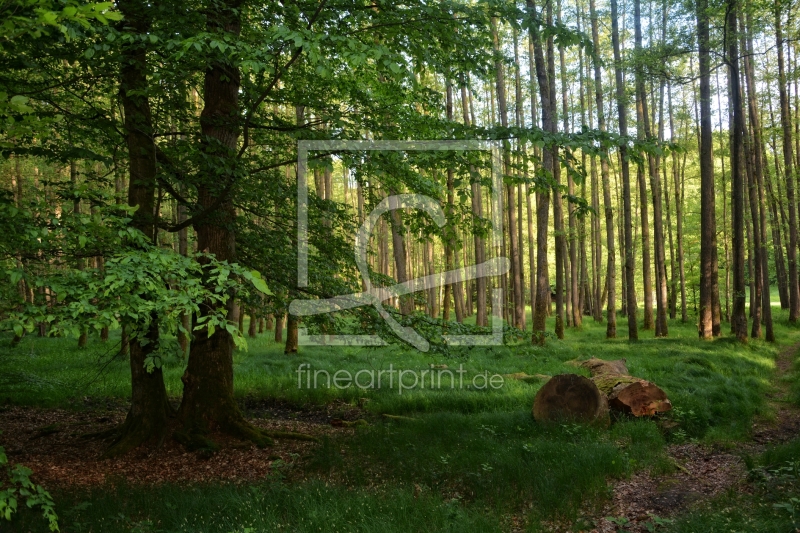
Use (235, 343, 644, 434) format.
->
(776, 0, 800, 323)
(611, 0, 638, 340)
(696, 0, 718, 339)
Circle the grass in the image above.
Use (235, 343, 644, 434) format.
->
(3, 304, 800, 532)
(14, 480, 506, 533)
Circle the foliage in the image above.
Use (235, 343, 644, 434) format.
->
(0, 432, 58, 531)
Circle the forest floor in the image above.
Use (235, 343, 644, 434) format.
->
(591, 341, 800, 532)
(3, 313, 800, 532)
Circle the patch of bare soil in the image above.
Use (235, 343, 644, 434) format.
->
(589, 341, 800, 533)
(0, 400, 364, 488)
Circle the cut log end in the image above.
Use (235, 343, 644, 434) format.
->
(533, 374, 610, 428)
(608, 381, 672, 417)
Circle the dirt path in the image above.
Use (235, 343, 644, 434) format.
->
(590, 341, 800, 533)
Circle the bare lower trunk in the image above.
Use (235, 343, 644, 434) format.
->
(611, 0, 638, 340)
(178, 0, 276, 448)
(590, 0, 615, 335)
(105, 0, 174, 456)
(528, 0, 554, 344)
(727, 1, 747, 341)
(776, 6, 800, 322)
(697, 0, 718, 339)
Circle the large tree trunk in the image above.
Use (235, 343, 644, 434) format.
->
(727, 0, 748, 341)
(106, 0, 173, 457)
(611, 0, 638, 340)
(178, 0, 272, 448)
(776, 4, 800, 323)
(697, 0, 718, 339)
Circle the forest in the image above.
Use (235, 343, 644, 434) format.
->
(1, 0, 800, 531)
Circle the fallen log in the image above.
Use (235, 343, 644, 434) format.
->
(504, 372, 552, 383)
(579, 357, 629, 376)
(532, 374, 610, 427)
(591, 374, 672, 417)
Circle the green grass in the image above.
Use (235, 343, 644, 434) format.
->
(3, 305, 800, 532)
(307, 413, 669, 522)
(13, 480, 505, 533)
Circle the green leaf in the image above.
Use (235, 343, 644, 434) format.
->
(248, 271, 272, 295)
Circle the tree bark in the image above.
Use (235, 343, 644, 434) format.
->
(697, 0, 718, 339)
(727, 0, 748, 341)
(177, 0, 274, 448)
(461, 83, 487, 326)
(106, 0, 173, 457)
(611, 0, 638, 340)
(492, 19, 525, 330)
(528, 0, 555, 344)
(742, 15, 772, 339)
(776, 3, 800, 322)
(590, 0, 616, 336)
(634, 0, 667, 336)
(445, 82, 465, 323)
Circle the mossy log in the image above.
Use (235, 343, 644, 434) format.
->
(579, 357, 629, 376)
(532, 374, 610, 427)
(504, 372, 552, 383)
(591, 374, 672, 416)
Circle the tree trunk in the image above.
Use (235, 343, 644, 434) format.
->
(590, 0, 616, 336)
(776, 4, 800, 322)
(668, 83, 687, 322)
(513, 29, 528, 330)
(727, 0, 748, 341)
(388, 193, 414, 316)
(178, 0, 275, 448)
(528, 0, 555, 344)
(550, 2, 565, 340)
(742, 18, 769, 339)
(461, 83, 487, 326)
(106, 0, 173, 457)
(274, 313, 284, 343)
(611, 0, 638, 340)
(492, 19, 524, 330)
(445, 82, 465, 323)
(697, 0, 718, 339)
(634, 0, 667, 336)
(248, 308, 257, 338)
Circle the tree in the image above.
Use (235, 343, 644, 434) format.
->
(696, 0, 718, 339)
(611, 0, 638, 340)
(589, 0, 616, 337)
(776, 0, 800, 323)
(726, 0, 747, 341)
